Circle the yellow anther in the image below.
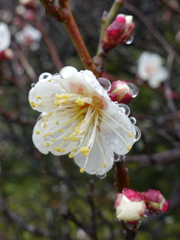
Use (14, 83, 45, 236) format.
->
(42, 133, 47, 137)
(55, 121, 59, 124)
(51, 139, 55, 142)
(30, 101, 36, 107)
(58, 129, 63, 132)
(36, 95, 42, 99)
(35, 131, 40, 134)
(47, 132, 52, 136)
(55, 93, 60, 99)
(103, 162, 107, 167)
(74, 128, 79, 134)
(63, 137, 68, 141)
(54, 146, 60, 151)
(60, 149, 65, 153)
(81, 131, 86, 135)
(38, 103, 42, 107)
(81, 119, 86, 123)
(62, 94, 69, 100)
(68, 153, 74, 158)
(126, 145, 131, 151)
(48, 80, 51, 82)
(69, 134, 78, 142)
(129, 132, 134, 138)
(54, 101, 59, 106)
(80, 147, 90, 156)
(45, 143, 50, 146)
(80, 168, 85, 173)
(72, 148, 77, 152)
(48, 112, 53, 116)
(43, 123, 47, 128)
(76, 98, 84, 106)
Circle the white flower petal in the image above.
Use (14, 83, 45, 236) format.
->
(74, 132, 114, 175)
(0, 22, 11, 52)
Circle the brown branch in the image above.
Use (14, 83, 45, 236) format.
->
(114, 161, 129, 193)
(160, 0, 180, 14)
(39, 0, 97, 74)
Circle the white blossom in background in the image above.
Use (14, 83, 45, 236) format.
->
(137, 51, 168, 88)
(29, 67, 140, 175)
(0, 22, 11, 52)
(15, 24, 42, 51)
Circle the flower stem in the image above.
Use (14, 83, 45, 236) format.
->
(114, 161, 129, 192)
(39, 0, 98, 74)
(94, 0, 124, 78)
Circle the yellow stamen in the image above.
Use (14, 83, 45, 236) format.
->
(36, 95, 42, 99)
(63, 137, 68, 141)
(76, 98, 85, 106)
(103, 162, 107, 167)
(45, 143, 50, 146)
(80, 168, 85, 173)
(127, 145, 131, 151)
(43, 123, 47, 128)
(129, 132, 134, 138)
(55, 121, 59, 124)
(35, 131, 40, 134)
(51, 139, 55, 142)
(48, 112, 53, 116)
(68, 153, 74, 158)
(42, 133, 47, 137)
(58, 129, 63, 132)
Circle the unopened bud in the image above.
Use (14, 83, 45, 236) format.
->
(143, 189, 170, 213)
(108, 80, 133, 104)
(102, 14, 135, 52)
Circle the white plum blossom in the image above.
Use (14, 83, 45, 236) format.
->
(137, 51, 168, 88)
(29, 67, 140, 175)
(15, 24, 42, 50)
(0, 22, 11, 52)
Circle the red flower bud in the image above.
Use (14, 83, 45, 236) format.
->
(108, 80, 133, 104)
(143, 189, 170, 213)
(102, 14, 135, 52)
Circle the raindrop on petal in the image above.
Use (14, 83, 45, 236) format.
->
(129, 117, 137, 124)
(125, 35, 134, 44)
(60, 66, 78, 79)
(118, 103, 130, 116)
(127, 83, 138, 98)
(53, 73, 59, 76)
(96, 173, 107, 179)
(114, 153, 124, 162)
(124, 221, 133, 230)
(134, 126, 141, 141)
(115, 218, 121, 222)
(31, 83, 36, 88)
(39, 72, 52, 82)
(37, 114, 42, 122)
(97, 78, 111, 91)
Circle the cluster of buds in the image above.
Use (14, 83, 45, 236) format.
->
(108, 80, 138, 105)
(115, 188, 170, 229)
(102, 14, 135, 53)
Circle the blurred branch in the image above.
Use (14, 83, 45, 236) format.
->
(0, 198, 50, 238)
(39, 0, 97, 74)
(35, 20, 63, 71)
(160, 0, 180, 14)
(114, 161, 129, 192)
(126, 148, 180, 164)
(124, 1, 180, 63)
(17, 50, 37, 83)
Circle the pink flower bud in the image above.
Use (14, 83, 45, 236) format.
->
(108, 80, 132, 104)
(114, 188, 146, 222)
(102, 14, 135, 52)
(0, 49, 14, 61)
(143, 189, 170, 213)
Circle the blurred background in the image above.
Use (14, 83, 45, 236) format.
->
(0, 0, 180, 239)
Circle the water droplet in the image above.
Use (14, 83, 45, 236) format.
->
(97, 78, 111, 91)
(118, 103, 130, 116)
(129, 117, 136, 124)
(134, 126, 141, 141)
(125, 35, 134, 44)
(60, 66, 78, 79)
(53, 73, 59, 76)
(143, 208, 149, 217)
(114, 153, 124, 162)
(39, 72, 52, 82)
(124, 220, 141, 230)
(115, 218, 121, 222)
(127, 83, 138, 98)
(37, 114, 42, 122)
(31, 83, 36, 88)
(96, 173, 107, 179)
